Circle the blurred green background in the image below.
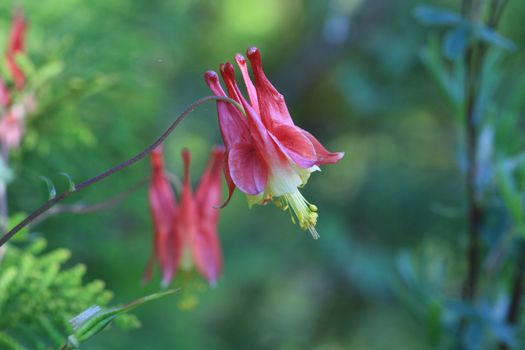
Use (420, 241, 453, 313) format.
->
(3, 0, 525, 349)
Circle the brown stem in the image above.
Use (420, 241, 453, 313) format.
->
(462, 23, 483, 304)
(460, 0, 510, 305)
(0, 95, 242, 247)
(498, 243, 525, 350)
(488, 0, 510, 28)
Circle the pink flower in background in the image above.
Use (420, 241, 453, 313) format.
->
(177, 147, 224, 286)
(145, 146, 180, 287)
(6, 9, 27, 90)
(204, 47, 343, 239)
(0, 104, 25, 150)
(145, 146, 224, 287)
(0, 79, 10, 107)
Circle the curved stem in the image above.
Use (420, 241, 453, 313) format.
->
(29, 177, 148, 228)
(0, 95, 241, 247)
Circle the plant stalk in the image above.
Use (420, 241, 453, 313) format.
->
(0, 95, 242, 247)
(498, 242, 525, 350)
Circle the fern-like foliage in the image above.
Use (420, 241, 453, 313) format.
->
(0, 239, 139, 350)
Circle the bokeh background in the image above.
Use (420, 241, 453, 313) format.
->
(3, 0, 525, 349)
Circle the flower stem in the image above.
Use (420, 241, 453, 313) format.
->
(498, 242, 525, 350)
(0, 95, 242, 247)
(461, 0, 484, 304)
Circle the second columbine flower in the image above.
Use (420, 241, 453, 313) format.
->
(145, 146, 224, 287)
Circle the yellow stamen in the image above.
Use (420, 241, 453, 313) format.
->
(277, 190, 320, 239)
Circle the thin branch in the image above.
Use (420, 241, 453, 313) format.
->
(0, 95, 242, 246)
(490, 0, 510, 28)
(460, 0, 511, 305)
(29, 177, 148, 227)
(462, 21, 484, 304)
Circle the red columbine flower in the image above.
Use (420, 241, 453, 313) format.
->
(0, 79, 10, 107)
(204, 47, 343, 239)
(145, 146, 224, 287)
(0, 104, 25, 150)
(177, 147, 224, 286)
(6, 9, 27, 90)
(146, 145, 180, 287)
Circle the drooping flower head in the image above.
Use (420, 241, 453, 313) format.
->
(0, 79, 10, 107)
(145, 145, 180, 287)
(177, 147, 224, 286)
(6, 9, 27, 90)
(205, 47, 343, 239)
(0, 104, 25, 150)
(145, 146, 224, 287)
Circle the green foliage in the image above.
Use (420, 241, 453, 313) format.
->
(0, 239, 139, 350)
(64, 289, 177, 349)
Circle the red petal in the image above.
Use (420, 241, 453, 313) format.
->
(0, 79, 10, 107)
(204, 70, 250, 149)
(7, 10, 27, 90)
(148, 146, 180, 286)
(193, 148, 224, 285)
(235, 54, 259, 114)
(301, 129, 344, 165)
(191, 224, 223, 286)
(196, 146, 224, 218)
(270, 124, 318, 169)
(219, 155, 236, 208)
(8, 10, 26, 54)
(246, 47, 294, 130)
(7, 57, 25, 90)
(220, 62, 276, 154)
(228, 142, 268, 195)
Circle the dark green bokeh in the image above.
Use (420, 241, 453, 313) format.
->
(3, 0, 525, 349)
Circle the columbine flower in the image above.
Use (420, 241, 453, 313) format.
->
(204, 47, 343, 239)
(145, 146, 224, 287)
(0, 79, 10, 107)
(0, 104, 25, 150)
(145, 145, 179, 287)
(6, 9, 27, 90)
(177, 147, 224, 286)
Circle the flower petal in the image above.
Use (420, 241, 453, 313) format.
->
(192, 147, 224, 285)
(195, 146, 224, 218)
(228, 142, 268, 195)
(220, 62, 275, 152)
(7, 10, 27, 90)
(148, 146, 180, 286)
(235, 53, 259, 114)
(270, 124, 318, 169)
(301, 129, 345, 165)
(191, 225, 223, 286)
(217, 153, 236, 208)
(246, 47, 294, 130)
(204, 70, 250, 149)
(0, 79, 10, 107)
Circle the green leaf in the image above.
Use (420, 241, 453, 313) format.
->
(475, 26, 515, 51)
(64, 289, 179, 349)
(414, 6, 462, 26)
(31, 61, 64, 90)
(443, 25, 470, 60)
(39, 176, 56, 200)
(0, 240, 141, 349)
(496, 166, 525, 236)
(59, 172, 76, 191)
